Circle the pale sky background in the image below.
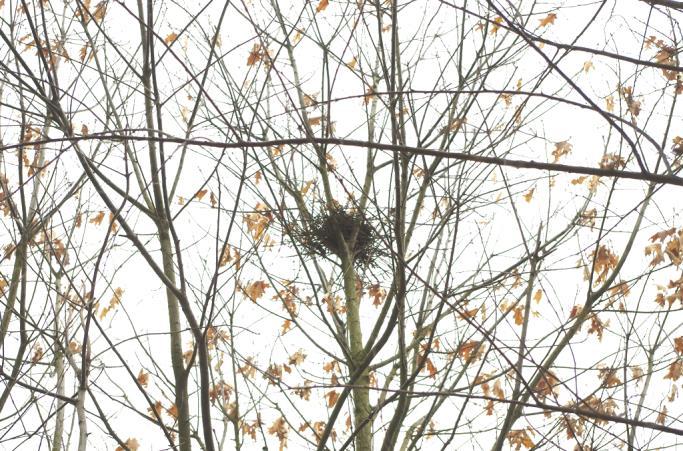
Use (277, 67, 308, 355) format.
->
(1, 0, 683, 450)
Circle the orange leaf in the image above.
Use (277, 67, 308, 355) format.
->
(99, 287, 124, 320)
(93, 2, 106, 22)
(183, 347, 194, 365)
(243, 204, 272, 240)
(533, 289, 543, 303)
(507, 429, 535, 450)
(316, 0, 329, 13)
(89, 211, 105, 226)
(325, 390, 339, 407)
(166, 404, 179, 419)
(31, 344, 43, 364)
(247, 43, 262, 66)
(674, 337, 683, 355)
(300, 180, 315, 196)
(288, 350, 307, 366)
(307, 116, 322, 126)
(303, 94, 317, 107)
(368, 284, 386, 306)
(457, 340, 480, 361)
(147, 400, 162, 418)
(650, 228, 676, 242)
(294, 381, 312, 400)
(490, 16, 503, 35)
(657, 405, 668, 425)
(551, 140, 572, 162)
(587, 314, 606, 341)
(137, 369, 149, 387)
(115, 438, 140, 451)
(238, 358, 257, 378)
(164, 33, 178, 45)
(669, 384, 678, 402)
(493, 379, 505, 398)
(631, 366, 644, 381)
(590, 245, 619, 284)
(664, 360, 683, 381)
(459, 308, 479, 319)
(513, 306, 525, 325)
(219, 245, 232, 267)
(571, 176, 587, 186)
(424, 357, 437, 378)
(244, 281, 269, 302)
(196, 189, 208, 201)
(363, 87, 375, 105)
(108, 212, 118, 233)
(267, 417, 288, 446)
(539, 13, 557, 27)
(323, 360, 339, 373)
(523, 188, 534, 203)
(673, 136, 683, 155)
(599, 367, 621, 387)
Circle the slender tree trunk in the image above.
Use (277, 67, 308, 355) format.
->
(52, 278, 65, 451)
(342, 257, 373, 451)
(158, 225, 192, 450)
(0, 241, 29, 413)
(76, 384, 87, 451)
(0, 247, 23, 347)
(136, 0, 192, 445)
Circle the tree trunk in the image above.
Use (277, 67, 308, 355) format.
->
(343, 258, 373, 451)
(158, 225, 192, 451)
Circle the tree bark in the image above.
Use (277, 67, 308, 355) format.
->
(343, 258, 373, 451)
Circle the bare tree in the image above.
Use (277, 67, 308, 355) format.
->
(1, 0, 683, 450)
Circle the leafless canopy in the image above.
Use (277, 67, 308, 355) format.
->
(1, 1, 683, 450)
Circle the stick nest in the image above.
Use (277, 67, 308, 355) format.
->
(292, 207, 384, 267)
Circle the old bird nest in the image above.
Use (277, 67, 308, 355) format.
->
(292, 207, 384, 267)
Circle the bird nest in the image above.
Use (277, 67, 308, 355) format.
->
(291, 207, 384, 267)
